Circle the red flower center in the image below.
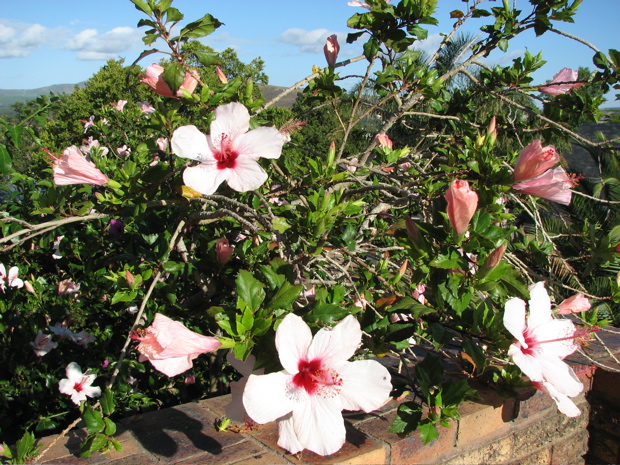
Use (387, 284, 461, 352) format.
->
(292, 358, 342, 396)
(73, 380, 85, 392)
(215, 135, 238, 170)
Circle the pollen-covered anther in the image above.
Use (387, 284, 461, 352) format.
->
(315, 367, 343, 398)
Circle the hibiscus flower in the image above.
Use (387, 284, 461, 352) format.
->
(171, 102, 285, 195)
(242, 314, 392, 456)
(131, 313, 221, 377)
(503, 282, 585, 416)
(58, 362, 101, 405)
(0, 263, 23, 292)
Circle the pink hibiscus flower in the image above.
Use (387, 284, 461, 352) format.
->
(0, 263, 23, 292)
(539, 68, 585, 96)
(51, 146, 109, 186)
(131, 313, 221, 377)
(512, 167, 575, 205)
(30, 331, 58, 356)
(242, 314, 392, 456)
(171, 102, 285, 195)
(513, 139, 559, 182)
(445, 180, 478, 235)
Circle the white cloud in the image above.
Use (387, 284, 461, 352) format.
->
(0, 21, 49, 58)
(410, 33, 444, 56)
(0, 24, 15, 43)
(65, 26, 141, 60)
(278, 28, 338, 54)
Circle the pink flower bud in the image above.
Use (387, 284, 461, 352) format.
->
(375, 133, 393, 149)
(24, 281, 36, 294)
(215, 67, 228, 84)
(513, 139, 559, 182)
(555, 293, 591, 314)
(484, 245, 505, 270)
(126, 270, 135, 285)
(216, 238, 234, 264)
(445, 180, 478, 235)
(323, 35, 340, 67)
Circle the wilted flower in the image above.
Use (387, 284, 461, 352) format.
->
(51, 146, 109, 186)
(111, 100, 127, 112)
(324, 35, 340, 68)
(156, 137, 169, 152)
(555, 293, 591, 315)
(58, 362, 101, 405)
(243, 314, 392, 456)
(71, 330, 96, 348)
(52, 235, 64, 259)
(171, 102, 285, 195)
(80, 115, 95, 133)
(445, 180, 478, 235)
(0, 263, 24, 292)
(141, 64, 198, 98)
(413, 284, 426, 305)
(513, 139, 559, 183)
(58, 279, 80, 295)
(80, 137, 109, 157)
(138, 101, 156, 115)
(50, 322, 74, 340)
(539, 68, 584, 96)
(30, 331, 58, 356)
(375, 133, 393, 149)
(512, 167, 576, 206)
(109, 219, 124, 236)
(131, 313, 221, 377)
(215, 238, 234, 264)
(117, 145, 131, 157)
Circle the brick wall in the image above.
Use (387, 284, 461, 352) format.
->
(33, 329, 620, 465)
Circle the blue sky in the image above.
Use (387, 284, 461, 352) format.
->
(1, 0, 618, 106)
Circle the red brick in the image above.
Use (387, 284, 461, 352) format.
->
(515, 388, 555, 420)
(354, 408, 456, 464)
(506, 446, 551, 465)
(456, 388, 514, 446)
(247, 420, 385, 465)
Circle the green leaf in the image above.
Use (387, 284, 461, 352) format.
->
(498, 38, 509, 52)
(266, 283, 303, 310)
(83, 406, 105, 434)
(307, 302, 349, 325)
(162, 62, 185, 95)
(389, 402, 422, 435)
(236, 270, 265, 313)
(130, 0, 153, 16)
(104, 418, 117, 436)
(0, 144, 12, 173)
(192, 50, 222, 67)
(101, 390, 115, 415)
(419, 421, 440, 444)
(272, 216, 292, 233)
(415, 352, 444, 396)
(111, 289, 138, 305)
(180, 14, 223, 38)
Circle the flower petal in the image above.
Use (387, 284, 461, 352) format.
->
(183, 163, 229, 195)
(172, 125, 214, 162)
(276, 314, 312, 374)
(148, 355, 194, 377)
(537, 354, 583, 397)
(508, 344, 544, 382)
(527, 282, 553, 329)
(277, 414, 305, 455)
(308, 315, 362, 367)
(210, 102, 251, 145)
(292, 394, 345, 456)
(503, 298, 527, 345)
(233, 127, 284, 160)
(225, 157, 269, 192)
(243, 372, 297, 424)
(338, 360, 391, 412)
(152, 314, 220, 358)
(531, 319, 578, 359)
(65, 362, 83, 383)
(542, 381, 581, 417)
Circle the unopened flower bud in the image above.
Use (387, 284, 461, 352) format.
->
(484, 245, 505, 270)
(216, 238, 234, 264)
(215, 67, 228, 84)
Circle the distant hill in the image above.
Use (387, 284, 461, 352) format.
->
(0, 83, 84, 115)
(0, 83, 299, 116)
